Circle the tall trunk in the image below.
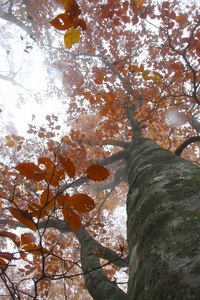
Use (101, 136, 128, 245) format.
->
(127, 137, 200, 299)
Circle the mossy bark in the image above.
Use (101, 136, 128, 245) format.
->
(127, 137, 200, 300)
(78, 228, 128, 300)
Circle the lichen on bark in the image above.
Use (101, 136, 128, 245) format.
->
(126, 137, 200, 300)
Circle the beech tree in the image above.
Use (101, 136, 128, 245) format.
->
(0, 0, 200, 299)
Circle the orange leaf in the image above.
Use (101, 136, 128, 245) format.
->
(38, 157, 64, 186)
(68, 194, 95, 212)
(64, 0, 81, 18)
(22, 242, 38, 251)
(15, 163, 45, 181)
(20, 233, 36, 246)
(59, 156, 76, 178)
(10, 208, 36, 231)
(62, 208, 81, 230)
(128, 65, 141, 72)
(40, 188, 54, 206)
(28, 203, 47, 219)
(0, 252, 13, 261)
(38, 157, 65, 186)
(50, 13, 71, 30)
(0, 258, 8, 270)
(73, 18, 87, 30)
(22, 243, 43, 256)
(44, 169, 65, 186)
(134, 0, 144, 7)
(38, 157, 54, 170)
(83, 92, 96, 105)
(86, 164, 110, 181)
(94, 71, 104, 85)
(6, 136, 15, 147)
(56, 194, 70, 207)
(40, 189, 55, 214)
(0, 231, 20, 247)
(175, 15, 187, 24)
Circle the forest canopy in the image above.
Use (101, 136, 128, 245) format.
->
(0, 0, 199, 299)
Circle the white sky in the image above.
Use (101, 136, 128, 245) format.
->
(0, 20, 66, 137)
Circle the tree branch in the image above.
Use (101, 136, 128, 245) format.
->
(175, 136, 200, 156)
(0, 7, 33, 36)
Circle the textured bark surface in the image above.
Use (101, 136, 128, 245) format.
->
(77, 228, 128, 300)
(127, 137, 200, 300)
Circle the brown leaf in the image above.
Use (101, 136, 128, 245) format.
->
(0, 258, 8, 270)
(0, 252, 13, 261)
(50, 13, 71, 30)
(40, 188, 54, 206)
(56, 194, 70, 207)
(68, 193, 95, 212)
(62, 208, 81, 230)
(21, 233, 36, 246)
(0, 231, 20, 247)
(73, 18, 87, 30)
(10, 208, 36, 231)
(86, 164, 110, 181)
(59, 156, 76, 178)
(15, 163, 45, 181)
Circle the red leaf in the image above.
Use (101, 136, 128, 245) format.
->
(22, 243, 43, 256)
(40, 188, 54, 206)
(68, 194, 95, 212)
(132, 14, 139, 25)
(0, 231, 20, 247)
(0, 252, 13, 261)
(73, 18, 87, 30)
(50, 14, 71, 30)
(56, 194, 70, 207)
(38, 157, 54, 170)
(10, 208, 36, 231)
(21, 233, 36, 246)
(59, 156, 76, 178)
(0, 258, 8, 270)
(62, 208, 81, 231)
(83, 92, 96, 105)
(15, 163, 45, 181)
(86, 164, 110, 181)
(40, 188, 55, 213)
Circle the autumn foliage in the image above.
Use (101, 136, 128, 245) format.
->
(50, 0, 87, 48)
(0, 0, 199, 298)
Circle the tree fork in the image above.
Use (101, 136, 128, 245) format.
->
(127, 137, 200, 299)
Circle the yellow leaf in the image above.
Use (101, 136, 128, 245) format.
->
(134, 0, 144, 7)
(148, 127, 155, 140)
(64, 27, 80, 49)
(142, 70, 151, 77)
(6, 136, 15, 147)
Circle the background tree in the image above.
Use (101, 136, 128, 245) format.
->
(0, 0, 200, 299)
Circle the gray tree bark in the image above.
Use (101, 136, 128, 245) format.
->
(127, 137, 200, 299)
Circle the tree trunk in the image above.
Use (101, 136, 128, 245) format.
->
(127, 137, 200, 299)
